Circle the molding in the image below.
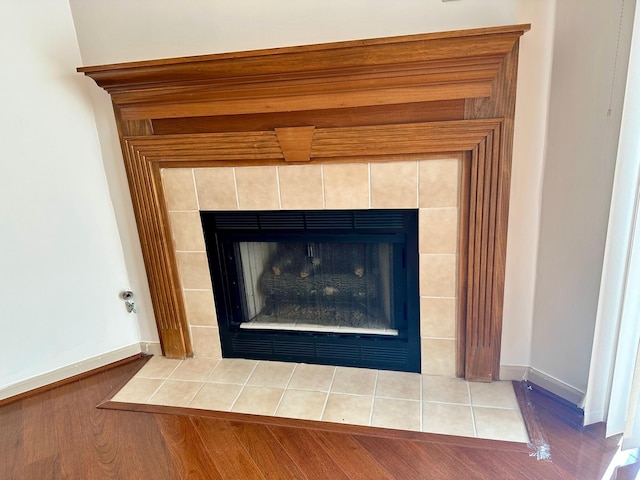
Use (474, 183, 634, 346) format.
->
(140, 341, 163, 357)
(499, 365, 530, 382)
(500, 365, 586, 406)
(78, 25, 529, 121)
(0, 343, 142, 402)
(527, 368, 585, 407)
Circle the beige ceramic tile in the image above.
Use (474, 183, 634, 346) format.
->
(331, 367, 377, 396)
(287, 364, 335, 391)
(190, 326, 222, 359)
(419, 208, 458, 254)
(419, 159, 460, 208)
(322, 393, 373, 426)
(375, 371, 421, 400)
(422, 402, 475, 437)
(420, 297, 456, 339)
(147, 380, 202, 407)
(194, 167, 238, 210)
(176, 252, 212, 290)
(275, 389, 328, 421)
(469, 381, 520, 409)
(422, 375, 470, 404)
(323, 163, 369, 209)
(278, 165, 324, 210)
(421, 338, 456, 377)
(419, 254, 456, 297)
(371, 397, 421, 432)
(189, 383, 243, 411)
(207, 358, 257, 384)
(370, 162, 418, 208)
(169, 211, 205, 252)
(247, 361, 296, 388)
(136, 356, 182, 379)
(162, 168, 198, 211)
(169, 358, 220, 382)
(231, 386, 284, 416)
(111, 377, 164, 403)
(183, 290, 217, 326)
(235, 166, 280, 210)
(473, 406, 530, 443)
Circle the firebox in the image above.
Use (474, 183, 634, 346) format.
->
(201, 209, 420, 372)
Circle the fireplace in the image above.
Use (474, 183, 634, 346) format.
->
(78, 24, 530, 381)
(201, 209, 420, 371)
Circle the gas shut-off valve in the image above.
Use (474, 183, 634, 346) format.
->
(120, 290, 136, 313)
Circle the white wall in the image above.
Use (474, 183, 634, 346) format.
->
(70, 0, 556, 374)
(0, 0, 140, 395)
(531, 0, 636, 394)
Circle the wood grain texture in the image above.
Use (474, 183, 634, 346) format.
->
(78, 26, 529, 121)
(0, 356, 634, 479)
(78, 26, 529, 377)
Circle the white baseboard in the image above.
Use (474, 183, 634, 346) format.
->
(499, 365, 530, 382)
(139, 341, 162, 356)
(500, 364, 585, 407)
(0, 343, 142, 402)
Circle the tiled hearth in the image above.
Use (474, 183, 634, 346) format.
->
(112, 356, 529, 443)
(163, 159, 460, 375)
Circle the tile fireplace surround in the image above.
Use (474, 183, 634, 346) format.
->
(162, 159, 460, 376)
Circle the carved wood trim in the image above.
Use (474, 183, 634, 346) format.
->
(79, 25, 529, 380)
(124, 119, 505, 378)
(275, 126, 315, 162)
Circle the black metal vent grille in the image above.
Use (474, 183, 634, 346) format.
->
(225, 335, 417, 372)
(316, 343, 360, 360)
(207, 209, 412, 232)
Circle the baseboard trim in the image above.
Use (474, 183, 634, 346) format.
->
(499, 365, 530, 382)
(139, 341, 162, 356)
(0, 343, 143, 404)
(500, 365, 585, 406)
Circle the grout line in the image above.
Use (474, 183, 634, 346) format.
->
(185, 381, 206, 407)
(232, 168, 240, 210)
(228, 385, 245, 412)
(191, 169, 201, 211)
(202, 359, 222, 383)
(273, 363, 298, 414)
(143, 359, 184, 404)
(318, 367, 338, 421)
(275, 166, 282, 209)
(467, 380, 478, 437)
(320, 164, 326, 208)
(368, 163, 372, 208)
(416, 160, 421, 207)
(227, 360, 260, 412)
(368, 370, 379, 426)
(419, 373, 423, 432)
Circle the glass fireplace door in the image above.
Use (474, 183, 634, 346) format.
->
(201, 209, 420, 372)
(236, 240, 399, 335)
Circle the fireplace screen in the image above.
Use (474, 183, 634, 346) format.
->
(201, 209, 420, 372)
(238, 241, 396, 335)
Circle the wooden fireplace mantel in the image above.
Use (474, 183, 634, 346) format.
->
(79, 24, 530, 381)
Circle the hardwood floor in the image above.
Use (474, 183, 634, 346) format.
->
(1, 356, 638, 479)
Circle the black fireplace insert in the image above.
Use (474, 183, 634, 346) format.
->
(201, 209, 420, 372)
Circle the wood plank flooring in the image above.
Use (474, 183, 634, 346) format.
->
(1, 356, 637, 479)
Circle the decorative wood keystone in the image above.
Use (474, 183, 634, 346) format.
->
(275, 126, 315, 162)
